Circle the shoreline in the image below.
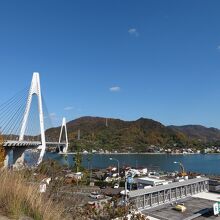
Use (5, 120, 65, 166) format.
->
(57, 152, 202, 155)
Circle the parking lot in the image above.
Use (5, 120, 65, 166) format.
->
(142, 197, 220, 220)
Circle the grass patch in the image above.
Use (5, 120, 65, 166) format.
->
(0, 170, 65, 220)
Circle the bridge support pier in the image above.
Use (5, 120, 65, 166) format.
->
(4, 147, 27, 169)
(13, 148, 26, 169)
(3, 149, 12, 168)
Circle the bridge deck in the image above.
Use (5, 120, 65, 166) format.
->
(3, 140, 66, 147)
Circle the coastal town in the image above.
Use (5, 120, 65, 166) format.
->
(9, 156, 220, 220)
(80, 146, 220, 155)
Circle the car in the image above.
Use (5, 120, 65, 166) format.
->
(100, 185, 107, 189)
(114, 183, 119, 189)
(174, 204, 186, 212)
(89, 192, 104, 199)
(89, 192, 99, 198)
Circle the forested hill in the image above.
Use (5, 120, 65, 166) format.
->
(46, 116, 220, 152)
(168, 125, 220, 143)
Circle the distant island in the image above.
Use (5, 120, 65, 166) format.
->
(46, 116, 220, 154)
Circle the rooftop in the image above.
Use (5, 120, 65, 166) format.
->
(129, 177, 209, 198)
(192, 192, 220, 202)
(136, 177, 166, 183)
(143, 197, 215, 220)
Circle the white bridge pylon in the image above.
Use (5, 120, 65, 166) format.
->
(19, 72, 46, 164)
(58, 117, 69, 154)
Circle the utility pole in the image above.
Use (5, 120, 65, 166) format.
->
(125, 171, 128, 206)
(77, 129, 80, 140)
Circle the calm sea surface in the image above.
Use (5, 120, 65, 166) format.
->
(27, 153, 220, 175)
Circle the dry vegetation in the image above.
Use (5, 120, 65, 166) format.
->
(0, 161, 148, 220)
(0, 170, 66, 220)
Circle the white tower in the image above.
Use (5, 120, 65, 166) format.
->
(19, 72, 46, 164)
(58, 117, 69, 153)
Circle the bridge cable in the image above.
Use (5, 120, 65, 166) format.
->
(0, 89, 28, 127)
(0, 91, 28, 136)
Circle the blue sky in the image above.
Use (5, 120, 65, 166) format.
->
(1, 0, 220, 127)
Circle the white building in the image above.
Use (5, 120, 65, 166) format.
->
(135, 177, 170, 188)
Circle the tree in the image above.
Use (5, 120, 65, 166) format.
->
(73, 150, 82, 173)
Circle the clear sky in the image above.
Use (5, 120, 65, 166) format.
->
(0, 0, 220, 128)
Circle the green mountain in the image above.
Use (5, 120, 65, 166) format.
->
(46, 116, 220, 152)
(168, 125, 220, 143)
(46, 116, 188, 152)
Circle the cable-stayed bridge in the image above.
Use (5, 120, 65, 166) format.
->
(0, 72, 69, 167)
